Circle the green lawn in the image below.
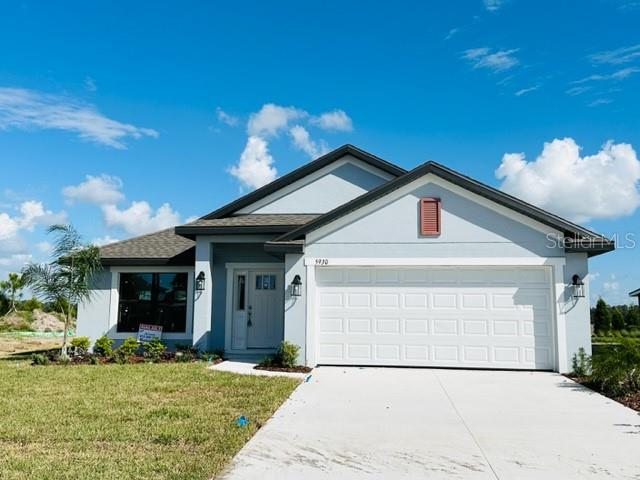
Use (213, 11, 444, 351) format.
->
(0, 361, 299, 480)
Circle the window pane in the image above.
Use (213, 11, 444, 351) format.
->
(255, 274, 262, 290)
(117, 272, 188, 334)
(236, 275, 246, 310)
(268, 275, 276, 290)
(118, 273, 153, 332)
(156, 273, 188, 333)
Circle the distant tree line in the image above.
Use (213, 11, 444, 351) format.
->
(591, 298, 640, 336)
(0, 275, 76, 319)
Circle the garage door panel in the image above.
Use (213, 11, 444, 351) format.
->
(316, 266, 555, 370)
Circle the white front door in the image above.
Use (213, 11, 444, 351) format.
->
(243, 270, 284, 349)
(315, 266, 555, 370)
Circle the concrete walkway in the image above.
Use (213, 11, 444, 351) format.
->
(210, 360, 309, 379)
(218, 367, 640, 480)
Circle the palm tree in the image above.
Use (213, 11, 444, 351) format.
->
(0, 272, 25, 315)
(22, 225, 102, 355)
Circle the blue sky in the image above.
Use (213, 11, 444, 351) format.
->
(1, 0, 639, 304)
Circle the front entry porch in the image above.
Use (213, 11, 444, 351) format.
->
(191, 240, 292, 358)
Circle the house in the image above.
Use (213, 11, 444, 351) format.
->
(630, 288, 640, 306)
(77, 145, 614, 373)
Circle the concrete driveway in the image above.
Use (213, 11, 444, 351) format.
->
(219, 367, 640, 479)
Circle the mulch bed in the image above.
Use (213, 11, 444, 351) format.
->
(615, 392, 640, 411)
(254, 365, 312, 373)
(34, 350, 224, 366)
(567, 375, 640, 412)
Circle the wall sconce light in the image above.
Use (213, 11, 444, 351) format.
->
(571, 274, 585, 298)
(291, 274, 302, 297)
(196, 271, 206, 291)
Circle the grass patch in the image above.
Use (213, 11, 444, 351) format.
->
(0, 361, 299, 480)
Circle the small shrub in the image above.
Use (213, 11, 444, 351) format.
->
(70, 336, 90, 354)
(571, 347, 591, 377)
(276, 341, 300, 368)
(176, 344, 198, 362)
(199, 351, 221, 362)
(258, 355, 275, 368)
(31, 353, 49, 366)
(93, 335, 113, 357)
(114, 337, 139, 363)
(591, 338, 640, 396)
(143, 337, 166, 362)
(89, 355, 99, 365)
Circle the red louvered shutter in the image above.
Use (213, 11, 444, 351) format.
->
(420, 198, 441, 235)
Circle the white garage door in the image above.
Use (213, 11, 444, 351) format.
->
(315, 266, 555, 370)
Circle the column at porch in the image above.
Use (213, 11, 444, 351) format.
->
(192, 239, 213, 351)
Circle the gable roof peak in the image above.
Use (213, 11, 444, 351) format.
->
(200, 144, 406, 220)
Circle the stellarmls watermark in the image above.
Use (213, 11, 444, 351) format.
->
(545, 232, 636, 250)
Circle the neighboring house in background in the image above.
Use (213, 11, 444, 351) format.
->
(77, 145, 614, 373)
(630, 288, 640, 306)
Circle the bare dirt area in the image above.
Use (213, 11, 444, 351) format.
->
(0, 335, 62, 358)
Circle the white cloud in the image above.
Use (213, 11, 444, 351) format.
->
(289, 125, 328, 158)
(0, 200, 63, 272)
(483, 0, 504, 11)
(572, 67, 639, 84)
(445, 28, 460, 40)
(102, 201, 181, 236)
(310, 110, 353, 132)
(566, 85, 592, 96)
(92, 235, 119, 246)
(514, 86, 539, 96)
(247, 104, 307, 137)
(35, 241, 52, 253)
(216, 107, 239, 127)
(0, 253, 31, 268)
(62, 174, 124, 205)
(228, 103, 354, 190)
(588, 98, 613, 107)
(228, 136, 277, 190)
(496, 138, 640, 222)
(603, 274, 620, 292)
(0, 87, 158, 149)
(590, 44, 640, 65)
(84, 76, 97, 92)
(463, 47, 519, 72)
(0, 201, 66, 241)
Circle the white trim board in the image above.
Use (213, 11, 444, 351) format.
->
(304, 257, 566, 267)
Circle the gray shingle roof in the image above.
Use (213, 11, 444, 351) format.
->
(99, 215, 320, 264)
(99, 228, 195, 265)
(175, 214, 320, 237)
(183, 214, 320, 227)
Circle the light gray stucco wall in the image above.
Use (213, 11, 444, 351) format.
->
(77, 269, 112, 345)
(307, 181, 564, 259)
(563, 252, 591, 366)
(284, 253, 306, 363)
(245, 158, 391, 214)
(210, 244, 282, 351)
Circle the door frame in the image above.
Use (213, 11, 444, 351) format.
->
(224, 262, 285, 355)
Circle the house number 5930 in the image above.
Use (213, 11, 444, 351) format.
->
(314, 258, 329, 266)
